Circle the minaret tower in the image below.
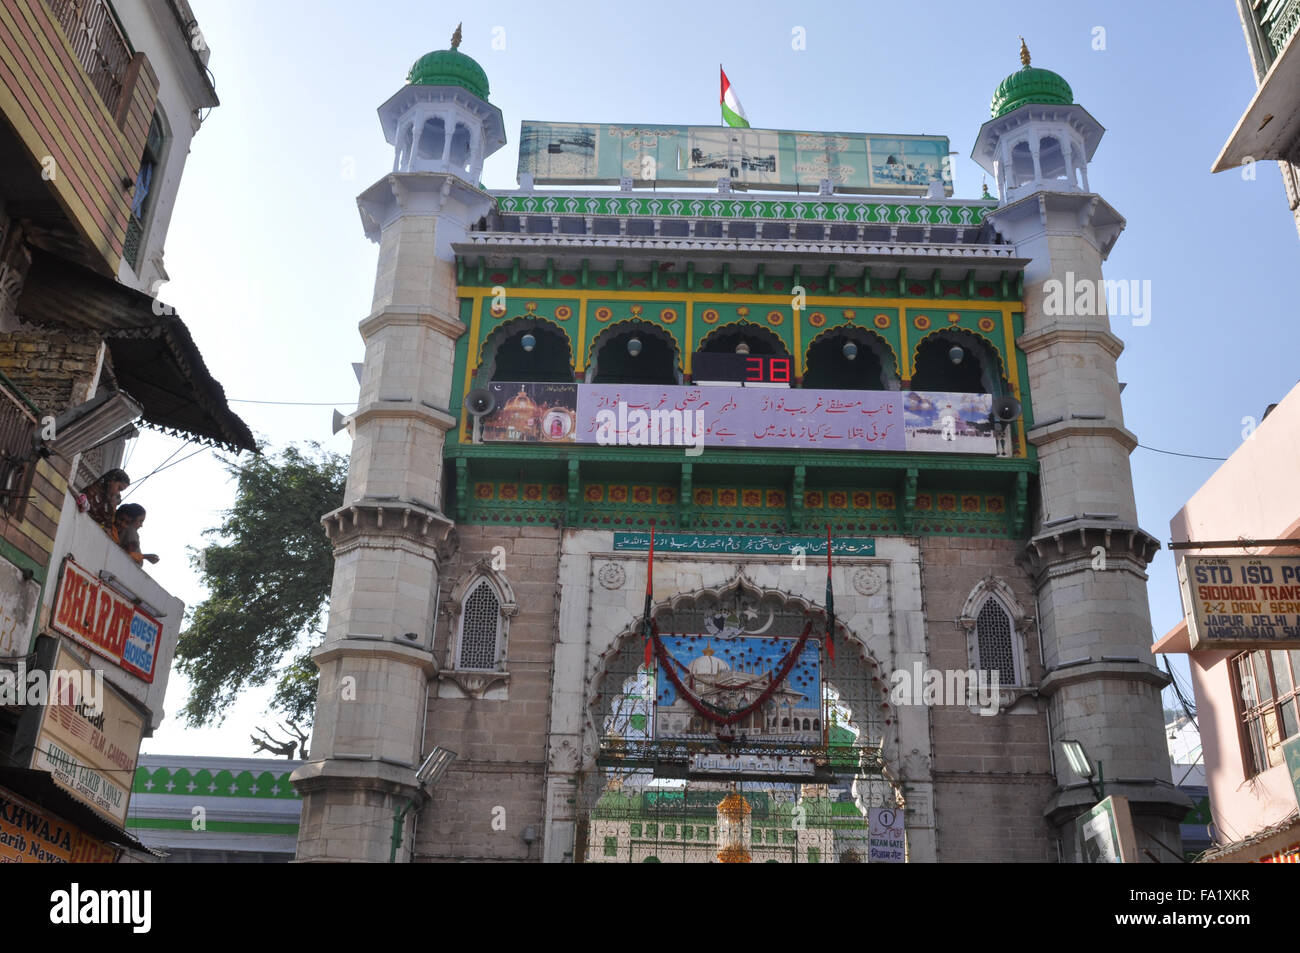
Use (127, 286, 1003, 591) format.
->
(292, 27, 504, 862)
(971, 41, 1188, 859)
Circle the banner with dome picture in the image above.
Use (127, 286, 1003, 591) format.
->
(653, 610, 822, 744)
(483, 381, 578, 443)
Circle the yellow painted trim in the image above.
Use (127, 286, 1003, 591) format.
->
(792, 306, 803, 377)
(577, 296, 589, 371)
(1001, 309, 1022, 398)
(684, 300, 693, 375)
(898, 308, 911, 381)
(462, 295, 484, 436)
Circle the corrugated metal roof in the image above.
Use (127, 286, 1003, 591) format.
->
(16, 247, 256, 452)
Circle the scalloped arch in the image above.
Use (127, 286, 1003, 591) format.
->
(697, 320, 791, 358)
(477, 315, 574, 380)
(803, 325, 901, 383)
(586, 319, 683, 381)
(910, 326, 1007, 384)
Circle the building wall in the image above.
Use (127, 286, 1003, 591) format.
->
(0, 0, 158, 274)
(0, 330, 100, 585)
(1170, 383, 1300, 844)
(922, 536, 1055, 861)
(110, 0, 218, 294)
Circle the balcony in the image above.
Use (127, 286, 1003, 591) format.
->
(0, 0, 158, 274)
(46, 0, 131, 116)
(1215, 1, 1300, 171)
(39, 499, 183, 733)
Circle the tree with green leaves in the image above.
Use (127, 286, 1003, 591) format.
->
(174, 443, 346, 731)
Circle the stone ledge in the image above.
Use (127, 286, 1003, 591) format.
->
(1037, 658, 1169, 696)
(359, 305, 466, 342)
(312, 637, 439, 675)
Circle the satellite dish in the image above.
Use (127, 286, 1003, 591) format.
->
(466, 388, 496, 417)
(991, 396, 1022, 423)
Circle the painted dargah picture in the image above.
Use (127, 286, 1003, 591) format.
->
(4, 0, 1300, 902)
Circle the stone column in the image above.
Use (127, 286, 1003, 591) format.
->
(293, 170, 491, 862)
(987, 192, 1189, 861)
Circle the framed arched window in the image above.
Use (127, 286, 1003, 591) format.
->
(973, 598, 1019, 687)
(457, 579, 503, 670)
(439, 561, 518, 699)
(957, 577, 1035, 703)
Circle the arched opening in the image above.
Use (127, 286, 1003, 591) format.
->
(417, 117, 446, 160)
(579, 578, 903, 863)
(482, 322, 573, 383)
(450, 122, 473, 171)
(1008, 141, 1034, 189)
(803, 329, 898, 390)
(588, 323, 680, 385)
(1038, 136, 1068, 181)
(910, 331, 1004, 394)
(697, 323, 788, 358)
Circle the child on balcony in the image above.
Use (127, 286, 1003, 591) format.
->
(76, 468, 131, 538)
(113, 503, 159, 565)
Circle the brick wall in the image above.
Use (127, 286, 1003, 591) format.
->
(920, 536, 1057, 861)
(413, 524, 561, 862)
(0, 330, 97, 576)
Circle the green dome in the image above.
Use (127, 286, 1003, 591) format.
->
(407, 45, 489, 100)
(990, 42, 1072, 118)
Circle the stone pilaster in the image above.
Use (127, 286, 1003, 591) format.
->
(292, 171, 492, 862)
(987, 190, 1190, 860)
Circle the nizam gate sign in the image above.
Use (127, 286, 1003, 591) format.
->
(1178, 555, 1300, 650)
(50, 558, 161, 682)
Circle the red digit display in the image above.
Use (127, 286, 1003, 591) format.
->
(769, 357, 791, 383)
(745, 356, 764, 381)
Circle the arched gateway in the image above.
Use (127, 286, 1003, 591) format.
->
(576, 577, 905, 863)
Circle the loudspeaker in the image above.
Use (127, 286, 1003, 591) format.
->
(991, 396, 1022, 423)
(466, 388, 497, 417)
(331, 409, 350, 435)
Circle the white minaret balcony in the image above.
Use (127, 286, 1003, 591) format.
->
(971, 104, 1104, 205)
(377, 84, 505, 184)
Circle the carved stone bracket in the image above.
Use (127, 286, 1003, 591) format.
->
(322, 499, 454, 549)
(438, 669, 510, 699)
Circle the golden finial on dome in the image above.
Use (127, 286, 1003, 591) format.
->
(1018, 36, 1031, 68)
(451, 22, 463, 50)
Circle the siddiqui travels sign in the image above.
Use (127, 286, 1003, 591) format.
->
(1178, 555, 1300, 650)
(517, 121, 952, 196)
(50, 558, 162, 682)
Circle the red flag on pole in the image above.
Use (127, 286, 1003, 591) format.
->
(644, 524, 656, 669)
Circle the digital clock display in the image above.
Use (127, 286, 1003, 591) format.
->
(692, 352, 792, 384)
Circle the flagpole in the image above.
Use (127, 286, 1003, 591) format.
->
(643, 522, 656, 670)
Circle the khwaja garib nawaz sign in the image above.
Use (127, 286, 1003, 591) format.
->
(482, 382, 996, 455)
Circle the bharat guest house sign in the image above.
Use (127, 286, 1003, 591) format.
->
(1179, 556, 1300, 650)
(50, 558, 162, 682)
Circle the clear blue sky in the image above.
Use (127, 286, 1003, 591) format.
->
(137, 0, 1292, 755)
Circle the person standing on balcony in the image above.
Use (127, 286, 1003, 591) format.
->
(113, 503, 158, 566)
(76, 468, 130, 538)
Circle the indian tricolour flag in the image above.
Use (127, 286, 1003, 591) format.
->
(720, 66, 749, 128)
